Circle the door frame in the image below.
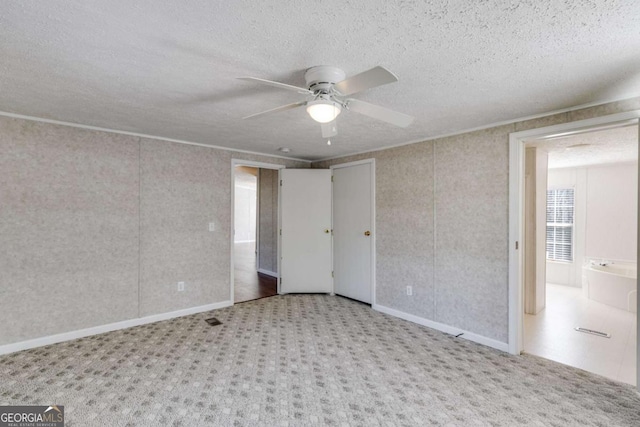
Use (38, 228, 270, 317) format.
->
(330, 158, 377, 305)
(230, 159, 286, 304)
(508, 110, 640, 388)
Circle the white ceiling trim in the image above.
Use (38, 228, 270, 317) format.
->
(0, 94, 637, 166)
(0, 110, 311, 164)
(314, 96, 640, 163)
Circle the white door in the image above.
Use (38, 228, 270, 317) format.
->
(332, 161, 373, 303)
(280, 169, 333, 293)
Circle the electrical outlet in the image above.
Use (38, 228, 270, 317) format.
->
(406, 286, 412, 296)
(178, 281, 185, 292)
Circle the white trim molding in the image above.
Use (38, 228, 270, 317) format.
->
(0, 300, 232, 356)
(315, 97, 640, 163)
(329, 158, 375, 169)
(373, 304, 509, 352)
(508, 110, 640, 356)
(0, 110, 309, 163)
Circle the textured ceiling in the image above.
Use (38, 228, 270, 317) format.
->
(1, 1, 640, 161)
(526, 124, 638, 169)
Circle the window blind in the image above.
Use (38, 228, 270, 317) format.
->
(546, 188, 574, 262)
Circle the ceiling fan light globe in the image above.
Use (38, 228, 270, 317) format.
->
(306, 102, 341, 123)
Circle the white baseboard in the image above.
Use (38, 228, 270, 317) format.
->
(372, 304, 509, 352)
(0, 300, 233, 356)
(257, 268, 278, 278)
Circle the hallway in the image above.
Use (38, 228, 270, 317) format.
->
(234, 241, 277, 303)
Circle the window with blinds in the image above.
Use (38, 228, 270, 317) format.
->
(546, 188, 574, 262)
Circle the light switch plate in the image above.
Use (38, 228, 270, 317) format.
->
(209, 222, 215, 232)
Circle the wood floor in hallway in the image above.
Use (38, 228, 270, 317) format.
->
(234, 241, 277, 303)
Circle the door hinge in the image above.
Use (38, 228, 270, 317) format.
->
(279, 229, 282, 236)
(280, 179, 283, 186)
(331, 175, 334, 182)
(331, 271, 334, 278)
(515, 241, 519, 250)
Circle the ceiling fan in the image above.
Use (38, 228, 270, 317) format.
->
(238, 66, 414, 138)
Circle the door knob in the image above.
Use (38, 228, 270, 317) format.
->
(324, 229, 330, 234)
(364, 231, 371, 236)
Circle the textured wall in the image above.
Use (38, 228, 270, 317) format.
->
(314, 97, 640, 344)
(2, 97, 638, 347)
(0, 117, 139, 344)
(258, 168, 278, 274)
(0, 117, 307, 346)
(139, 139, 230, 316)
(433, 126, 509, 340)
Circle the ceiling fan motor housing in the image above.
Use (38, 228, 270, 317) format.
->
(305, 66, 346, 93)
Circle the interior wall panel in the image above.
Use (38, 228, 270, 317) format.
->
(139, 139, 229, 316)
(1, 96, 638, 348)
(434, 126, 510, 342)
(0, 117, 139, 344)
(373, 143, 435, 318)
(313, 97, 640, 345)
(0, 116, 307, 347)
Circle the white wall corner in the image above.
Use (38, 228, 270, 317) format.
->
(372, 304, 509, 353)
(0, 300, 232, 356)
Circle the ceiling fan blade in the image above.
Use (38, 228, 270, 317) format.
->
(321, 121, 337, 138)
(333, 66, 398, 96)
(242, 101, 307, 120)
(237, 77, 313, 95)
(346, 99, 414, 128)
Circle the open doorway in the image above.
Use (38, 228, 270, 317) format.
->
(519, 122, 638, 385)
(232, 162, 282, 303)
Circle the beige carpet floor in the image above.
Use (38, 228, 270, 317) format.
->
(1, 294, 640, 426)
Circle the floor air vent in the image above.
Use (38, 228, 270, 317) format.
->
(205, 317, 222, 326)
(575, 327, 610, 338)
